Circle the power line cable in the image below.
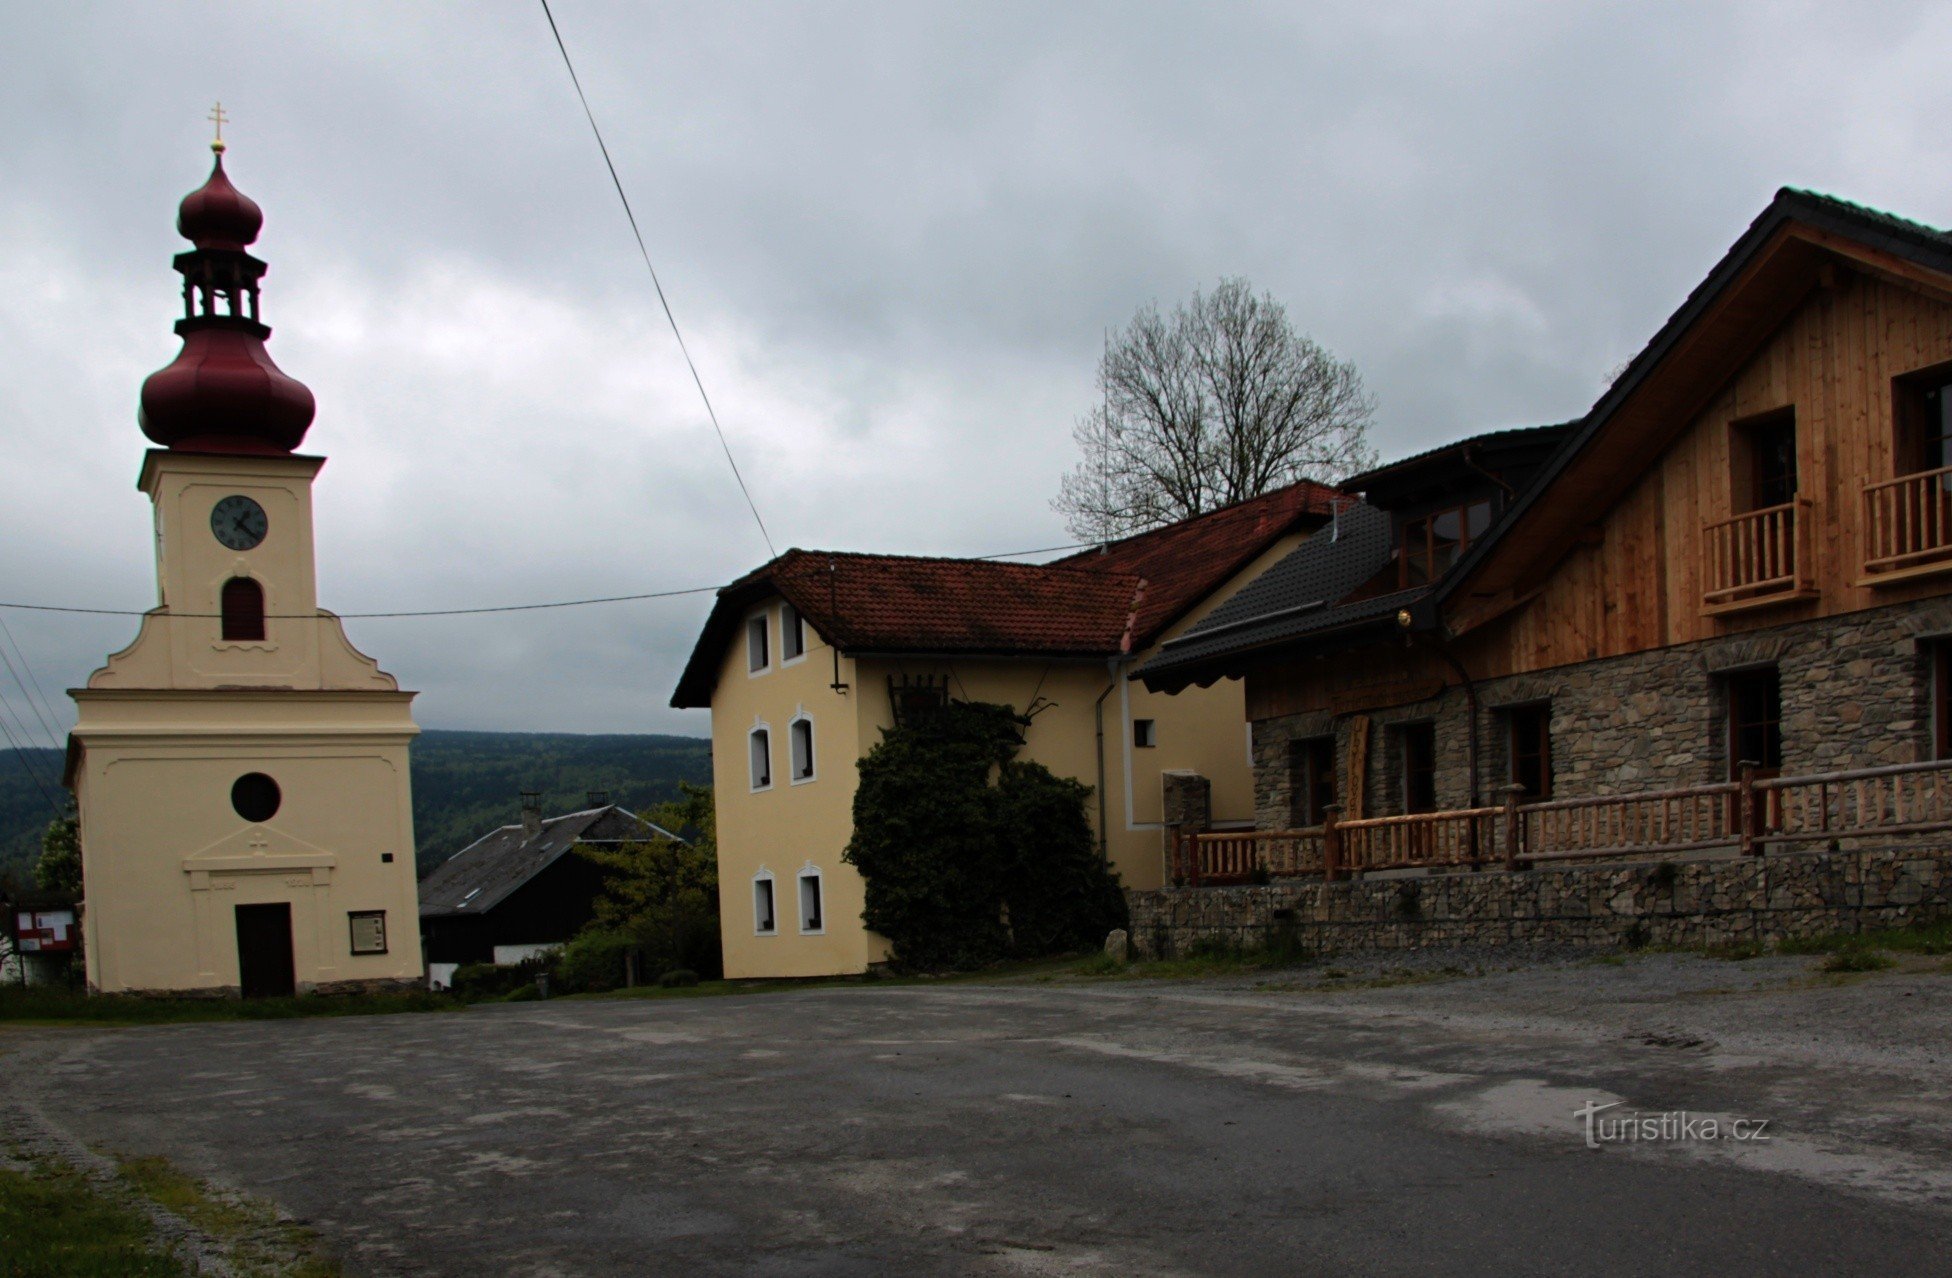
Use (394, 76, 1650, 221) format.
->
(538, 0, 777, 561)
(0, 617, 61, 751)
(0, 613, 62, 741)
(0, 689, 62, 816)
(0, 539, 1095, 621)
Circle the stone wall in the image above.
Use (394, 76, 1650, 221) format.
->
(1251, 596, 1952, 827)
(1127, 845, 1952, 957)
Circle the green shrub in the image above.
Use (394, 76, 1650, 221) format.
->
(502, 983, 542, 1002)
(1823, 945, 1895, 973)
(658, 969, 699, 988)
(450, 962, 539, 1000)
(845, 700, 1127, 971)
(553, 931, 634, 994)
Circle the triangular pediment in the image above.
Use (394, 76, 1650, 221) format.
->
(182, 823, 337, 873)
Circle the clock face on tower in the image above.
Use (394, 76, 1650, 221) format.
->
(210, 495, 268, 551)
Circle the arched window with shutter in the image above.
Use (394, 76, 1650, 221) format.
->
(221, 576, 266, 642)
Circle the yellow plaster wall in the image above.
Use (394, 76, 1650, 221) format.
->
(708, 599, 878, 979)
(707, 533, 1307, 976)
(70, 451, 424, 996)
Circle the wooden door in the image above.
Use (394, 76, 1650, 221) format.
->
(234, 903, 296, 999)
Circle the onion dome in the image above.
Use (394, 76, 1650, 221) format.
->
(175, 153, 263, 250)
(138, 143, 316, 454)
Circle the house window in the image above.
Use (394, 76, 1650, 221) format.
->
(798, 867, 824, 934)
(782, 604, 807, 662)
(1399, 502, 1493, 587)
(1399, 722, 1437, 813)
(1133, 719, 1156, 748)
(1725, 667, 1783, 778)
(749, 726, 772, 790)
(1507, 704, 1553, 801)
(753, 874, 777, 935)
(1732, 410, 1798, 511)
(747, 613, 770, 673)
(220, 576, 266, 641)
(1289, 736, 1336, 827)
(1897, 367, 1952, 475)
(790, 715, 815, 782)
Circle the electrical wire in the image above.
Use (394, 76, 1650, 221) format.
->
(0, 616, 61, 751)
(538, 0, 777, 561)
(0, 539, 1096, 621)
(0, 688, 62, 816)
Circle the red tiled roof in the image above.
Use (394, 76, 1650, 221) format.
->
(768, 551, 1145, 656)
(1051, 480, 1340, 642)
(670, 480, 1336, 707)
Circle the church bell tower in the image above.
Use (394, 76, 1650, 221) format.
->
(66, 122, 425, 996)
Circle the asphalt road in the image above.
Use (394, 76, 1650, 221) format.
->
(7, 959, 1952, 1276)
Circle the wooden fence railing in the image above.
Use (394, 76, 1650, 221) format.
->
(1171, 757, 1952, 885)
(1702, 498, 1812, 608)
(1863, 465, 1952, 576)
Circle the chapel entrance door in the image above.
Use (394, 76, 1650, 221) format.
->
(234, 903, 296, 999)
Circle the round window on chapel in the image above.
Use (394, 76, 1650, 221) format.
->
(231, 773, 282, 823)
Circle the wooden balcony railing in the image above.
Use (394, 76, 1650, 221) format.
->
(1702, 498, 1812, 610)
(1863, 466, 1952, 577)
(1172, 757, 1952, 885)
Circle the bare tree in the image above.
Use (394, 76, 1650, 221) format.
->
(1055, 278, 1377, 541)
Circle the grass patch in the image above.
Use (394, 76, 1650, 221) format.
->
(0, 1146, 188, 1277)
(1703, 941, 1769, 962)
(1821, 947, 1897, 974)
(1068, 935, 1316, 981)
(116, 1158, 336, 1278)
(1772, 919, 1952, 964)
(0, 987, 458, 1028)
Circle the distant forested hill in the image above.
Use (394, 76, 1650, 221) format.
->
(0, 747, 64, 888)
(0, 730, 712, 885)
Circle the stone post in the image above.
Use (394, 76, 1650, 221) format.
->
(1162, 771, 1212, 885)
(1738, 761, 1759, 858)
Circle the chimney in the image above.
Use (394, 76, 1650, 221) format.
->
(519, 790, 543, 840)
(586, 790, 610, 810)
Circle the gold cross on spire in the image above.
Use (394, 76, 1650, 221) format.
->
(208, 101, 228, 154)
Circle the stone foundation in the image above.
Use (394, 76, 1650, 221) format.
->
(1127, 844, 1952, 956)
(1252, 596, 1952, 827)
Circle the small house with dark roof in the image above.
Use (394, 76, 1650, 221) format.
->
(1141, 188, 1952, 865)
(671, 480, 1339, 977)
(418, 796, 680, 987)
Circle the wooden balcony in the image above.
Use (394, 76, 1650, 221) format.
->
(1702, 498, 1813, 614)
(1862, 466, 1952, 584)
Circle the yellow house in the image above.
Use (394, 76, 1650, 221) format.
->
(671, 483, 1335, 977)
(64, 144, 424, 997)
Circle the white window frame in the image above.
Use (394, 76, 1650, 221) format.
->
(752, 868, 778, 936)
(789, 710, 816, 785)
(797, 863, 825, 935)
(749, 720, 773, 792)
(746, 611, 771, 676)
(781, 603, 808, 664)
(1133, 718, 1157, 748)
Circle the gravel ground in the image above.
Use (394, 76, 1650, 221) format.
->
(4, 951, 1950, 1276)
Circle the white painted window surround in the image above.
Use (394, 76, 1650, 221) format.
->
(753, 869, 778, 935)
(747, 612, 771, 675)
(749, 722, 773, 791)
(797, 864, 825, 935)
(782, 604, 808, 663)
(790, 712, 816, 783)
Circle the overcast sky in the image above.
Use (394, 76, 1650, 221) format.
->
(3, 1, 1949, 744)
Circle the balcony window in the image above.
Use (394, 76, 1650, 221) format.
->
(1867, 371, 1952, 583)
(1399, 501, 1492, 587)
(1733, 409, 1798, 511)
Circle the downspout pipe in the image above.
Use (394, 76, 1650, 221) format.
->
(1093, 663, 1118, 865)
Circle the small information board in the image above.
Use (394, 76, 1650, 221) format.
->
(347, 910, 388, 955)
(15, 910, 76, 953)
